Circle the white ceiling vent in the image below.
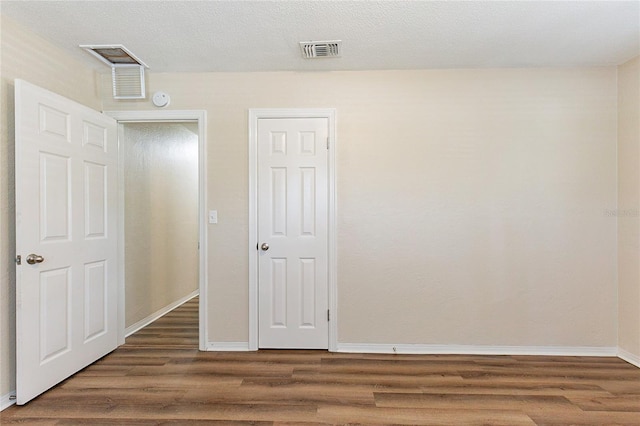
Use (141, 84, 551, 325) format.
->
(80, 44, 148, 99)
(299, 40, 342, 59)
(79, 44, 148, 67)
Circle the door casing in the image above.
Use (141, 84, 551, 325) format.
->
(248, 108, 337, 351)
(105, 110, 208, 351)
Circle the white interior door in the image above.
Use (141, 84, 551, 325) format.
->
(15, 80, 118, 404)
(258, 117, 329, 349)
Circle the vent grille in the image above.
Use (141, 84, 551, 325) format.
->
(80, 44, 148, 67)
(112, 65, 146, 99)
(300, 40, 342, 59)
(80, 44, 148, 100)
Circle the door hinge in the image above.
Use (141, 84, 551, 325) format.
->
(327, 309, 330, 321)
(326, 137, 329, 150)
(15, 255, 21, 265)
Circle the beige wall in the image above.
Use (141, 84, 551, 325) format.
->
(102, 67, 619, 348)
(123, 123, 199, 328)
(0, 16, 103, 398)
(617, 56, 640, 360)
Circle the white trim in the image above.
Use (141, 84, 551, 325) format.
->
(618, 347, 640, 368)
(327, 112, 338, 352)
(206, 342, 250, 351)
(248, 108, 337, 351)
(337, 343, 619, 357)
(116, 122, 126, 345)
(125, 290, 199, 337)
(105, 110, 208, 351)
(1, 392, 16, 411)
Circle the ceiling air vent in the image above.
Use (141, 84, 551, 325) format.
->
(80, 44, 148, 99)
(299, 40, 342, 59)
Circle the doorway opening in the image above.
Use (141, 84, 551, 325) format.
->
(121, 122, 199, 347)
(107, 110, 207, 351)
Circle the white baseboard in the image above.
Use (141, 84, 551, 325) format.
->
(1, 391, 16, 411)
(618, 347, 640, 368)
(336, 343, 618, 357)
(206, 341, 250, 351)
(125, 290, 199, 337)
(203, 341, 619, 356)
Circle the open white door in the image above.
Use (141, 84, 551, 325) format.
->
(15, 80, 118, 404)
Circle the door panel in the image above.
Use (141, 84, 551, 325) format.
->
(84, 161, 107, 238)
(15, 79, 118, 405)
(39, 267, 71, 362)
(258, 118, 329, 349)
(84, 260, 107, 341)
(40, 152, 71, 241)
(270, 258, 288, 327)
(300, 258, 317, 327)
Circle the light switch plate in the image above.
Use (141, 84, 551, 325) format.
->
(209, 210, 218, 224)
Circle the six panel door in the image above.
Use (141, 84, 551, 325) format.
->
(257, 118, 329, 349)
(15, 80, 118, 404)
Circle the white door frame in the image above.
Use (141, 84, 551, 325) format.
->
(105, 110, 208, 351)
(248, 108, 337, 351)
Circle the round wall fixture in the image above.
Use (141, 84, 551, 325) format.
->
(152, 91, 170, 107)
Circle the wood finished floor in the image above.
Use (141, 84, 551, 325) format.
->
(3, 297, 640, 425)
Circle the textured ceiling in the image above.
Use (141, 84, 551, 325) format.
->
(1, 1, 639, 73)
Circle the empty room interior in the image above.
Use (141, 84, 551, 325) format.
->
(0, 1, 639, 424)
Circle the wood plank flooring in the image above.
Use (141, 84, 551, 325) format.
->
(3, 297, 639, 425)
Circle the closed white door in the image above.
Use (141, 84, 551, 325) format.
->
(258, 118, 329, 349)
(15, 80, 118, 404)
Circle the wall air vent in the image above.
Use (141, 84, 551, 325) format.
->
(112, 65, 146, 99)
(299, 40, 342, 59)
(80, 44, 148, 99)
